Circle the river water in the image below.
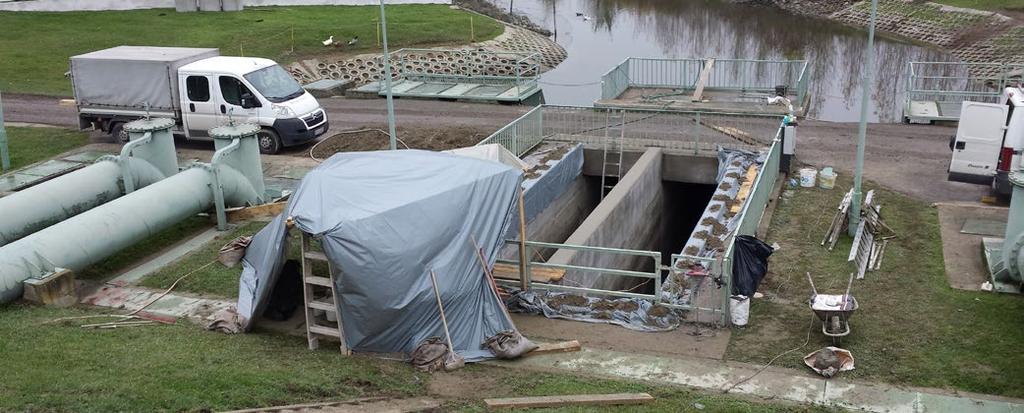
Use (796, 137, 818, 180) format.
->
(498, 0, 961, 122)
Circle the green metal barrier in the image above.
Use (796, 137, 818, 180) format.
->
(599, 58, 809, 105)
(903, 61, 1023, 122)
(476, 105, 544, 156)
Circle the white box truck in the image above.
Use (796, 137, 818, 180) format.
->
(71, 46, 328, 154)
(948, 86, 1023, 196)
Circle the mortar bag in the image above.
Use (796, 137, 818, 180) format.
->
(483, 329, 539, 359)
(443, 351, 465, 372)
(219, 236, 253, 268)
(732, 235, 773, 297)
(411, 337, 448, 372)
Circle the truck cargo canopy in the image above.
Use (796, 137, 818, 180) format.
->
(71, 46, 219, 112)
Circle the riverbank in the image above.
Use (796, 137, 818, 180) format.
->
(0, 5, 504, 95)
(754, 0, 1023, 69)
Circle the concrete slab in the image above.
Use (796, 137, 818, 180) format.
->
(490, 346, 1024, 413)
(106, 227, 221, 286)
(389, 80, 424, 94)
(81, 284, 234, 323)
(936, 203, 1010, 290)
(438, 83, 481, 97)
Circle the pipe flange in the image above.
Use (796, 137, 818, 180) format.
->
(1009, 170, 1024, 188)
(94, 154, 119, 164)
(209, 123, 260, 140)
(187, 162, 214, 172)
(123, 117, 175, 133)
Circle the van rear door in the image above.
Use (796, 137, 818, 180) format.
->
(949, 101, 1008, 184)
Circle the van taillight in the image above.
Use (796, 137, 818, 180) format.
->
(998, 147, 1013, 171)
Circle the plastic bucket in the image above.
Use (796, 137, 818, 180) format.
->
(818, 170, 837, 189)
(799, 168, 817, 188)
(730, 295, 750, 326)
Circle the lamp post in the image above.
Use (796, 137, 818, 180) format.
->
(849, 0, 877, 235)
(378, 0, 398, 150)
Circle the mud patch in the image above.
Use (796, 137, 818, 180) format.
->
(309, 125, 490, 159)
(546, 294, 588, 310)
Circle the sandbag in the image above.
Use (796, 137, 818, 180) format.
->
(218, 236, 252, 268)
(411, 337, 449, 372)
(483, 330, 539, 359)
(732, 235, 773, 297)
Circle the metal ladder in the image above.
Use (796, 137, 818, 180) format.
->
(300, 232, 350, 355)
(600, 109, 627, 200)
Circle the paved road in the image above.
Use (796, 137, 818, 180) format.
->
(2, 93, 990, 202)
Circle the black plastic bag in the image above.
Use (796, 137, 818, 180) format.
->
(732, 235, 773, 296)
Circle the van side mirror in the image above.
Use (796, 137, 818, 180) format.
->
(240, 92, 259, 109)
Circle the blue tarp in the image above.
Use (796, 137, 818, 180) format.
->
(237, 150, 522, 361)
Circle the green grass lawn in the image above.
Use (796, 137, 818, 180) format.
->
(0, 304, 838, 412)
(726, 175, 1024, 398)
(0, 5, 504, 95)
(931, 0, 1024, 12)
(3, 126, 89, 170)
(138, 220, 270, 298)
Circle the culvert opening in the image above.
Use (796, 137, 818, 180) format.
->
(660, 181, 718, 267)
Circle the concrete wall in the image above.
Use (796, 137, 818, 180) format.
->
(550, 147, 664, 291)
(581, 148, 717, 184)
(500, 175, 599, 260)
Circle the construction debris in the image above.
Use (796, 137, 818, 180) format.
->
(484, 393, 654, 409)
(848, 190, 896, 278)
(821, 189, 853, 250)
(523, 340, 581, 357)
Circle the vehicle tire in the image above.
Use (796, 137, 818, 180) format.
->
(110, 122, 129, 144)
(257, 128, 282, 154)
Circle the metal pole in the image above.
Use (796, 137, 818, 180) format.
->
(0, 90, 9, 171)
(378, 0, 398, 150)
(848, 0, 877, 236)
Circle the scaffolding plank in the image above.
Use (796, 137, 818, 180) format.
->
(524, 340, 581, 357)
(491, 262, 565, 283)
(484, 393, 654, 409)
(691, 58, 715, 102)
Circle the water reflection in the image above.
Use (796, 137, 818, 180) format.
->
(499, 0, 960, 122)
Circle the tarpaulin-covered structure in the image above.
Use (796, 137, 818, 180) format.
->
(236, 150, 522, 361)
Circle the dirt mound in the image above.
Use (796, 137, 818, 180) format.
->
(308, 125, 491, 159)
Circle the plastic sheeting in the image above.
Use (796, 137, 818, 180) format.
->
(236, 150, 522, 361)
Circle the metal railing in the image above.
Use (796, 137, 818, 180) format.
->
(478, 105, 784, 156)
(599, 58, 810, 106)
(496, 240, 663, 302)
(392, 48, 541, 91)
(904, 61, 1023, 122)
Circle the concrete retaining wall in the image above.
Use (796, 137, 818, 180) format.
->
(550, 147, 664, 291)
(500, 175, 599, 261)
(581, 149, 718, 185)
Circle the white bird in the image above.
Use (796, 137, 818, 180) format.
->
(581, 14, 591, 21)
(322, 35, 334, 46)
(347, 36, 359, 46)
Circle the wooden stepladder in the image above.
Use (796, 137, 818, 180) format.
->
(300, 232, 350, 355)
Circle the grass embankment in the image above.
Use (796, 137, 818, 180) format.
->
(931, 0, 1024, 12)
(138, 220, 269, 298)
(0, 5, 504, 95)
(3, 126, 88, 170)
(0, 305, 837, 412)
(726, 175, 1024, 398)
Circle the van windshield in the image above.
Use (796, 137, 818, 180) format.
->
(243, 64, 304, 103)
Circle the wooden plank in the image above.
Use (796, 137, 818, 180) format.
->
(304, 276, 332, 287)
(226, 201, 287, 222)
(303, 251, 328, 262)
(523, 340, 580, 357)
(308, 324, 341, 337)
(484, 393, 653, 409)
(691, 58, 715, 102)
(491, 263, 565, 283)
(59, 99, 76, 106)
(308, 299, 336, 312)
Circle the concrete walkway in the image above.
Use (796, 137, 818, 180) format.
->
(0, 0, 447, 12)
(490, 347, 1024, 413)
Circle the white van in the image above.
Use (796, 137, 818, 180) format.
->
(948, 86, 1023, 196)
(71, 46, 328, 154)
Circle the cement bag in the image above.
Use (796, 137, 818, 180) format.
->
(730, 295, 750, 326)
(411, 337, 449, 372)
(483, 330, 539, 359)
(219, 236, 252, 268)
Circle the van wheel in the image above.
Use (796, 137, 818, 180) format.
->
(110, 122, 129, 144)
(258, 128, 282, 154)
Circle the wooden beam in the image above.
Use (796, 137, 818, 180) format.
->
(492, 263, 565, 283)
(691, 58, 715, 102)
(484, 393, 653, 409)
(523, 340, 581, 357)
(226, 201, 287, 222)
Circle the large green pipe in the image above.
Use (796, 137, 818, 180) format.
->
(0, 123, 264, 303)
(0, 118, 178, 247)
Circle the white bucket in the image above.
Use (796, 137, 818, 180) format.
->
(799, 168, 817, 188)
(730, 295, 750, 326)
(819, 170, 837, 189)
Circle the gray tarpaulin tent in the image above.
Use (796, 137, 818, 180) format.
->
(236, 150, 521, 361)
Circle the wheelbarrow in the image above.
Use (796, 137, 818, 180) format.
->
(806, 272, 858, 345)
